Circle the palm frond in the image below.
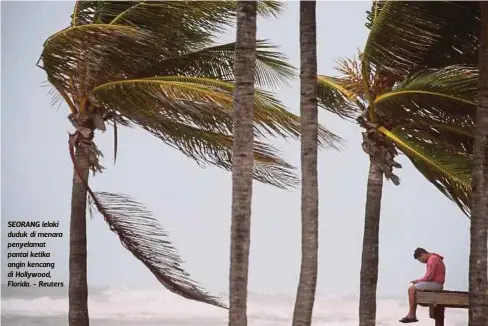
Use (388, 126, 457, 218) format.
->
(113, 120, 118, 164)
(89, 77, 342, 148)
(392, 121, 474, 155)
(317, 55, 371, 119)
(317, 75, 362, 119)
(108, 2, 238, 54)
(334, 56, 369, 100)
(133, 40, 296, 89)
(40, 24, 163, 96)
(374, 65, 478, 127)
(88, 192, 227, 308)
(363, 1, 480, 79)
(364, 0, 386, 30)
(130, 119, 299, 189)
(71, 1, 283, 28)
(71, 1, 138, 26)
(67, 133, 225, 308)
(379, 126, 471, 215)
(256, 1, 285, 18)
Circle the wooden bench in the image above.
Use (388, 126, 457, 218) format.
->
(416, 290, 468, 326)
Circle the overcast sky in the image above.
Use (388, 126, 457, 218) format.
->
(1, 1, 470, 298)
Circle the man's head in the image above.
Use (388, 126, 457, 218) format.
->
(413, 247, 430, 263)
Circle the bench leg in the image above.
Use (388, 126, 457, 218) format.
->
(433, 306, 445, 326)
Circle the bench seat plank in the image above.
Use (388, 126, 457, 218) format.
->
(416, 290, 469, 308)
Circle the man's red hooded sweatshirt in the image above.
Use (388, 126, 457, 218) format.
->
(418, 253, 446, 284)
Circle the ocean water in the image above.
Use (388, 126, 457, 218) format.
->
(1, 286, 468, 326)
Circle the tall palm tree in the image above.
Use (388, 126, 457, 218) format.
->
(469, 3, 488, 325)
(318, 45, 478, 326)
(292, 1, 319, 325)
(320, 61, 477, 326)
(316, 2, 481, 325)
(38, 2, 342, 325)
(228, 2, 257, 325)
(318, 60, 478, 325)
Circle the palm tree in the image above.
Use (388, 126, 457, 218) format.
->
(38, 2, 342, 325)
(469, 3, 488, 325)
(320, 63, 478, 323)
(292, 1, 319, 326)
(228, 2, 258, 325)
(315, 2, 481, 325)
(318, 30, 478, 326)
(319, 62, 477, 326)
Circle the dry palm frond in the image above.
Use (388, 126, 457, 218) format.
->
(334, 56, 368, 100)
(88, 192, 228, 308)
(68, 133, 226, 308)
(317, 75, 362, 119)
(88, 192, 227, 308)
(316, 55, 370, 119)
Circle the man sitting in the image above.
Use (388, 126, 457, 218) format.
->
(399, 247, 446, 323)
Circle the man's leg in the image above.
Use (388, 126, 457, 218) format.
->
(403, 283, 443, 320)
(400, 284, 420, 323)
(407, 284, 417, 318)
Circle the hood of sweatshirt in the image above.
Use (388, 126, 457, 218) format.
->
(431, 253, 444, 260)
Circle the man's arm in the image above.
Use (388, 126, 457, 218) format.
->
(416, 256, 438, 282)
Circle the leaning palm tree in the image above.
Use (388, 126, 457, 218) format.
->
(228, 2, 258, 326)
(469, 3, 488, 326)
(292, 1, 319, 326)
(38, 1, 341, 325)
(316, 2, 480, 325)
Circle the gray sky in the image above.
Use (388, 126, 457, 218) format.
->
(1, 1, 470, 297)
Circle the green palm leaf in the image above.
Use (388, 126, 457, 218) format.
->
(107, 2, 238, 55)
(392, 122, 474, 156)
(71, 1, 283, 27)
(138, 40, 296, 89)
(41, 32, 294, 98)
(89, 77, 342, 148)
(364, 0, 386, 30)
(363, 1, 480, 79)
(379, 126, 471, 215)
(40, 24, 162, 96)
(133, 119, 298, 189)
(71, 1, 135, 25)
(374, 65, 478, 127)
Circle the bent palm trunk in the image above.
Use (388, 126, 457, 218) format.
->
(292, 2, 319, 325)
(468, 3, 488, 326)
(69, 144, 90, 326)
(359, 159, 383, 326)
(229, 2, 257, 326)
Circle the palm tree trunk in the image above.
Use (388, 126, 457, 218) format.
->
(228, 2, 257, 326)
(468, 3, 488, 326)
(69, 144, 90, 326)
(292, 2, 319, 325)
(359, 159, 383, 326)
